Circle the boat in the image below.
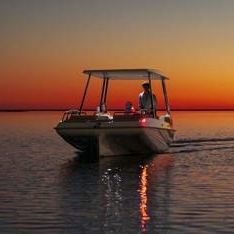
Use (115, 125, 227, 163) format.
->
(55, 69, 175, 158)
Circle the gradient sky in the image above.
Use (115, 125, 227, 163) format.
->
(1, 0, 234, 109)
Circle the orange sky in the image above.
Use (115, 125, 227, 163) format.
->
(1, 0, 234, 110)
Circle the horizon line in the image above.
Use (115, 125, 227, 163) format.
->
(1, 108, 234, 112)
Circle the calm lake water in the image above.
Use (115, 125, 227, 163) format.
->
(1, 111, 234, 233)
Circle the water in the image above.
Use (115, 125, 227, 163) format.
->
(0, 111, 234, 233)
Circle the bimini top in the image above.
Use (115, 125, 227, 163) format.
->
(83, 68, 169, 80)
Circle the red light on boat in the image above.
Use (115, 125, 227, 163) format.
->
(131, 106, 135, 112)
(140, 118, 147, 124)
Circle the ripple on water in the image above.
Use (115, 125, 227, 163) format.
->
(1, 111, 234, 233)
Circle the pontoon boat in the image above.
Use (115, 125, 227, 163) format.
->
(55, 69, 175, 158)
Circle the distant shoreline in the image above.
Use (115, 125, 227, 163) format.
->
(1, 109, 234, 112)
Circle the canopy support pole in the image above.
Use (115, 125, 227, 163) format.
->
(79, 73, 91, 114)
(99, 75, 107, 112)
(148, 72, 156, 118)
(162, 79, 171, 115)
(103, 77, 109, 106)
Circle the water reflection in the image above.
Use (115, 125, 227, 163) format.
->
(1, 111, 234, 233)
(102, 168, 123, 233)
(59, 154, 175, 233)
(139, 165, 150, 232)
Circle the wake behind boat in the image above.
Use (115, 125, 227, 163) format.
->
(55, 69, 175, 159)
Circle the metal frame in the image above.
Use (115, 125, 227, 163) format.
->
(79, 73, 91, 114)
(161, 79, 171, 115)
(148, 72, 156, 118)
(79, 70, 171, 117)
(99, 76, 107, 110)
(99, 73, 109, 112)
(103, 77, 109, 104)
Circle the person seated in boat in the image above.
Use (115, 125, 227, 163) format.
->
(139, 81, 157, 114)
(125, 101, 135, 113)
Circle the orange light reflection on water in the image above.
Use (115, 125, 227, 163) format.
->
(139, 165, 150, 232)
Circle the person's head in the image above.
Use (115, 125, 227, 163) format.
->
(142, 81, 150, 92)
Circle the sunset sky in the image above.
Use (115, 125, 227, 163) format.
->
(1, 0, 234, 110)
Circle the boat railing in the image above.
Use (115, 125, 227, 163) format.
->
(114, 109, 153, 117)
(113, 110, 154, 121)
(61, 109, 169, 122)
(62, 109, 86, 122)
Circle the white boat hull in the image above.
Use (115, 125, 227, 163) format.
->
(55, 118, 175, 157)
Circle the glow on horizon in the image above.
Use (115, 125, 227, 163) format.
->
(1, 0, 234, 109)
